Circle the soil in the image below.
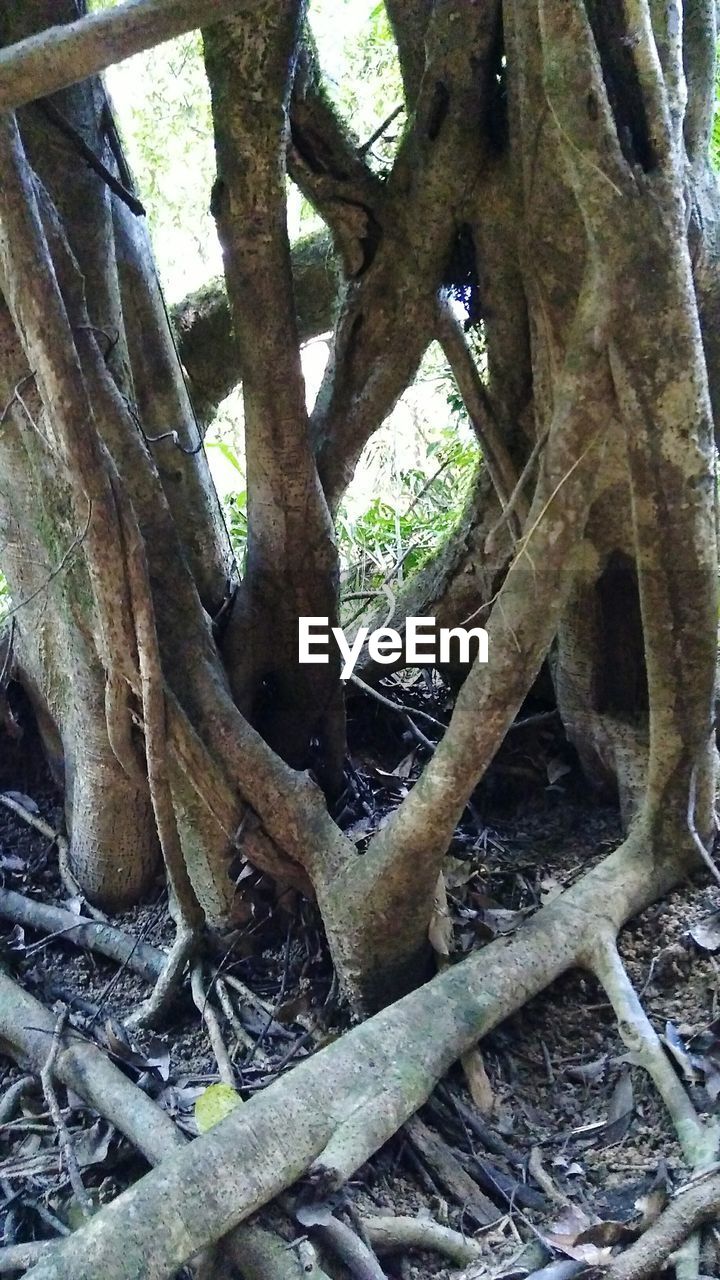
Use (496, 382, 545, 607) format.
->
(0, 682, 718, 1280)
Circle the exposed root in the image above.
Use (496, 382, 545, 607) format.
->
(39, 1008, 92, 1219)
(20, 829, 695, 1280)
(605, 1170, 720, 1280)
(126, 921, 197, 1030)
(191, 962, 235, 1087)
(588, 928, 719, 1170)
(0, 967, 314, 1278)
(0, 1074, 33, 1124)
(0, 886, 165, 984)
(296, 1205, 387, 1280)
(0, 1241, 52, 1273)
(589, 926, 719, 1279)
(214, 976, 258, 1058)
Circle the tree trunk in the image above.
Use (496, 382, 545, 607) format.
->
(0, 0, 718, 1016)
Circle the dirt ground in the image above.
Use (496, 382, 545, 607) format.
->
(0, 686, 718, 1279)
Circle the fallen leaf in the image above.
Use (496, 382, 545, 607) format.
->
(428, 873, 453, 957)
(690, 910, 720, 952)
(296, 1203, 333, 1228)
(73, 1120, 113, 1169)
(462, 1047, 494, 1115)
(539, 875, 563, 905)
(601, 1069, 634, 1144)
(575, 1219, 637, 1247)
(443, 856, 476, 888)
(195, 1082, 242, 1133)
(663, 1022, 699, 1084)
(392, 750, 416, 778)
(546, 759, 571, 785)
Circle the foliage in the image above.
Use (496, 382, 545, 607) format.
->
(337, 431, 477, 605)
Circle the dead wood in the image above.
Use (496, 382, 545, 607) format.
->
(403, 1117, 499, 1227)
(0, 967, 304, 1278)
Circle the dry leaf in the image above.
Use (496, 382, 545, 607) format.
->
(546, 759, 571, 785)
(689, 910, 720, 953)
(428, 873, 453, 957)
(462, 1047, 494, 1115)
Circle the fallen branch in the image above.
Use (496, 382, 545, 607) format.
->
(21, 830, 692, 1280)
(403, 1116, 499, 1226)
(0, 0, 258, 112)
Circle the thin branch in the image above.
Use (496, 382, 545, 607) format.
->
(358, 104, 404, 157)
(485, 431, 548, 554)
(349, 674, 445, 732)
(0, 0, 258, 112)
(39, 102, 146, 218)
(436, 305, 522, 533)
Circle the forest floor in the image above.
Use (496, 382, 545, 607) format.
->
(0, 680, 718, 1279)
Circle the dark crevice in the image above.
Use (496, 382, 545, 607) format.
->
(290, 121, 350, 182)
(585, 0, 657, 172)
(445, 224, 482, 328)
(426, 81, 450, 142)
(594, 551, 648, 722)
(333, 197, 383, 276)
(483, 14, 508, 155)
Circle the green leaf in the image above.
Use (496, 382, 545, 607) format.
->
(207, 440, 244, 473)
(195, 1082, 242, 1133)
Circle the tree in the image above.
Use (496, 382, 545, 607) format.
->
(1, 2, 720, 1272)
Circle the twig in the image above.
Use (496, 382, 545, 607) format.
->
(40, 1009, 92, 1219)
(436, 305, 522, 533)
(349, 674, 445, 731)
(214, 977, 257, 1058)
(0, 372, 36, 428)
(0, 798, 105, 920)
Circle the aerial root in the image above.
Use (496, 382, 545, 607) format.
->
(125, 919, 198, 1029)
(588, 928, 719, 1280)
